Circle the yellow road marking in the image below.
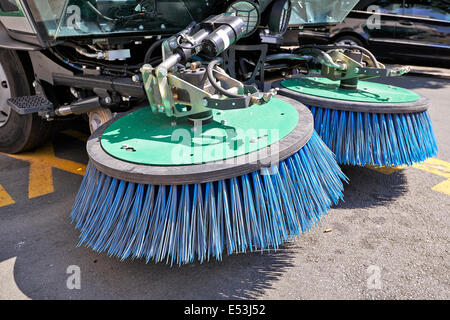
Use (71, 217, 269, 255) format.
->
(365, 165, 405, 175)
(61, 129, 89, 142)
(28, 159, 54, 199)
(367, 159, 450, 196)
(0, 185, 15, 208)
(414, 158, 450, 196)
(413, 158, 450, 178)
(2, 143, 86, 199)
(432, 179, 450, 196)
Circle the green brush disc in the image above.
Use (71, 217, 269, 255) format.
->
(277, 77, 428, 114)
(281, 77, 420, 103)
(101, 97, 298, 166)
(89, 96, 313, 185)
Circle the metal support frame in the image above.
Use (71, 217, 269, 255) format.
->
(223, 44, 268, 91)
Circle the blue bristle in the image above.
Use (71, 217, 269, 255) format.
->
(71, 131, 347, 265)
(309, 106, 438, 167)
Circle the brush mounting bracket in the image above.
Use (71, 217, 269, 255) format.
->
(296, 45, 410, 91)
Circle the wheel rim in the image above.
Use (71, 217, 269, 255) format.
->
(0, 62, 12, 128)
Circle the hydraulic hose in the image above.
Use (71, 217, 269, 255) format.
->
(296, 47, 346, 70)
(144, 38, 167, 64)
(265, 53, 310, 62)
(301, 44, 381, 69)
(206, 59, 244, 99)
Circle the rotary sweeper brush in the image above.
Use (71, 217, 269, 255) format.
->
(273, 45, 438, 167)
(0, 0, 361, 265)
(70, 14, 347, 265)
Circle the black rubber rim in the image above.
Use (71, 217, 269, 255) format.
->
(272, 80, 430, 114)
(87, 96, 313, 185)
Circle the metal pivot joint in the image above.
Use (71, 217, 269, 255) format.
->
(295, 45, 411, 91)
(140, 13, 276, 123)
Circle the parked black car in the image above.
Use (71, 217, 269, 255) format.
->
(287, 0, 450, 67)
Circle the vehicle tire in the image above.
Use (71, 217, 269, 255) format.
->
(0, 49, 53, 154)
(334, 35, 364, 47)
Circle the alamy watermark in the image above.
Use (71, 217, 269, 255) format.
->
(366, 5, 381, 30)
(367, 265, 382, 290)
(66, 265, 81, 290)
(66, 5, 81, 30)
(169, 123, 282, 175)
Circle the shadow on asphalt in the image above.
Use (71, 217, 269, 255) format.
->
(3, 170, 296, 300)
(3, 135, 409, 300)
(337, 166, 408, 210)
(12, 230, 297, 300)
(1, 129, 299, 300)
(8, 165, 408, 300)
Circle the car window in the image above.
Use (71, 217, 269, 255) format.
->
(357, 0, 404, 14)
(404, 1, 450, 21)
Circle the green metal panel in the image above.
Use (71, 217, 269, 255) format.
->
(101, 98, 299, 166)
(281, 77, 421, 104)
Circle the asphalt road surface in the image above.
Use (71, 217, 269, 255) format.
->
(0, 75, 449, 300)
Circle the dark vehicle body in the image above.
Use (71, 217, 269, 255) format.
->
(291, 0, 450, 67)
(0, 0, 317, 153)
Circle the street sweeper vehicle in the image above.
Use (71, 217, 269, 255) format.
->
(0, 0, 437, 265)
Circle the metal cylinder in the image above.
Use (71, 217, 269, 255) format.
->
(202, 19, 245, 57)
(158, 53, 182, 72)
(55, 96, 101, 116)
(178, 29, 210, 61)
